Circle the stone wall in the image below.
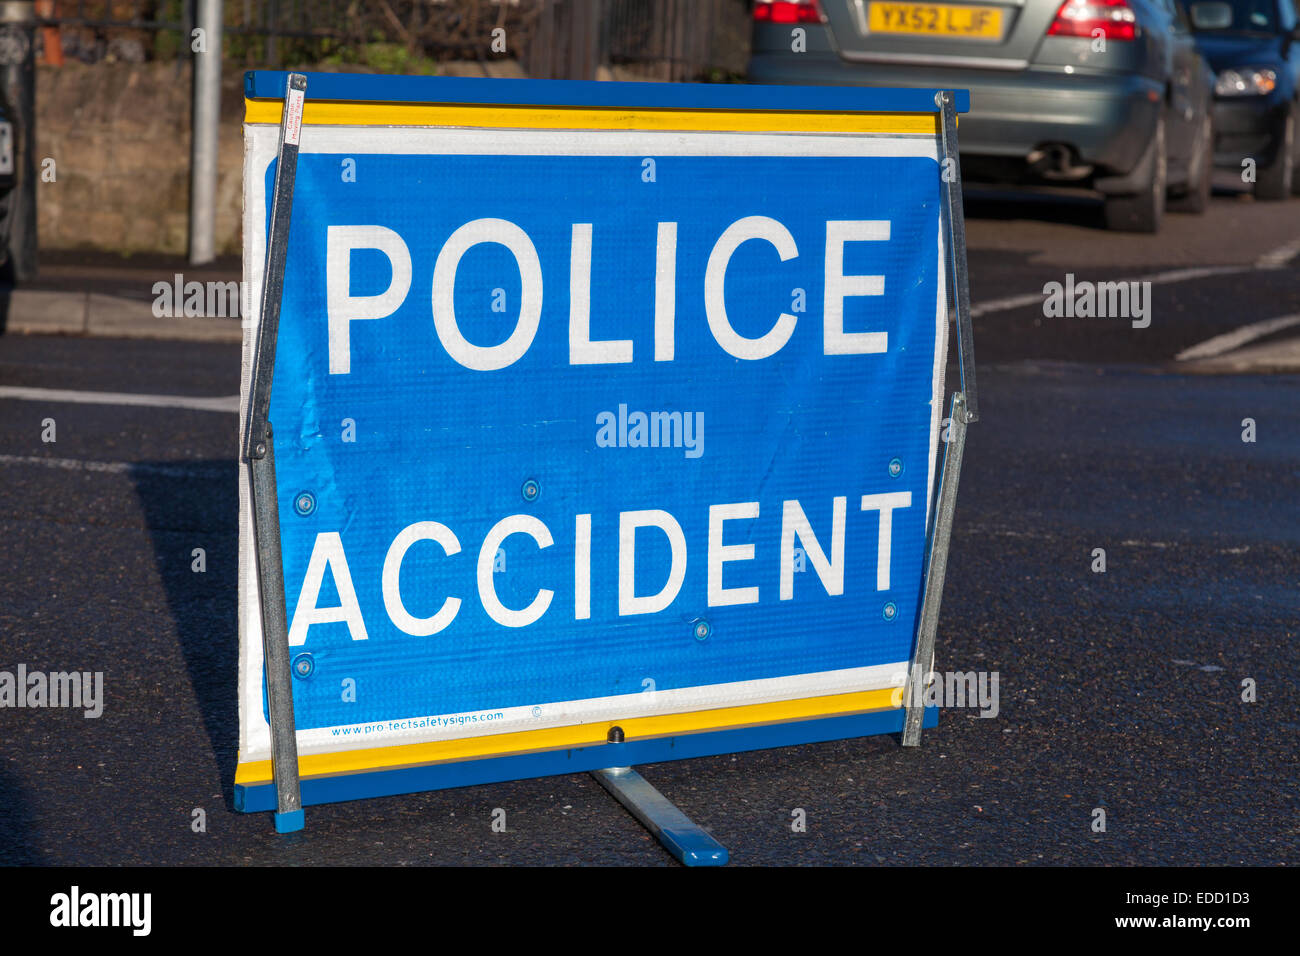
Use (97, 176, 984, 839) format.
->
(37, 61, 244, 255)
(34, 59, 528, 256)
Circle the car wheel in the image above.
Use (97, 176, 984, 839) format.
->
(1169, 114, 1212, 214)
(1104, 116, 1166, 233)
(1255, 107, 1294, 201)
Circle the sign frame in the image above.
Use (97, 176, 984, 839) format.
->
(234, 71, 976, 848)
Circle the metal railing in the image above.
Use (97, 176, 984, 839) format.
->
(603, 0, 743, 82)
(38, 0, 747, 79)
(41, 0, 553, 67)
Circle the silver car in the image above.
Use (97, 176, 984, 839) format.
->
(749, 0, 1217, 231)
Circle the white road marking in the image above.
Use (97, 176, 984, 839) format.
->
(0, 454, 230, 479)
(1175, 314, 1300, 361)
(0, 386, 238, 413)
(971, 265, 1246, 317)
(971, 234, 1300, 317)
(1256, 235, 1300, 269)
(957, 525, 1251, 555)
(970, 291, 1046, 318)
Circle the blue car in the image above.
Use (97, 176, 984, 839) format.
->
(1187, 0, 1300, 197)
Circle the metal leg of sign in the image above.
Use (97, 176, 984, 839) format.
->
(250, 434, 303, 833)
(592, 767, 729, 867)
(243, 73, 307, 833)
(590, 726, 727, 866)
(899, 92, 979, 747)
(936, 90, 979, 425)
(902, 391, 969, 747)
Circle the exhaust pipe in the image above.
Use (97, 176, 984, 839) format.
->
(1027, 144, 1094, 181)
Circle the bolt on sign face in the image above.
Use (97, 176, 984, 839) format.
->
(235, 73, 966, 811)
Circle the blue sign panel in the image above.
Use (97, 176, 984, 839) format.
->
(236, 95, 955, 797)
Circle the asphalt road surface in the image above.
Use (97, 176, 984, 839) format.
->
(1, 187, 1297, 866)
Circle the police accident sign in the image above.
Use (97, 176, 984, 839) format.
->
(235, 74, 968, 808)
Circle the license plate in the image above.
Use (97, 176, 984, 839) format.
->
(868, 2, 1003, 39)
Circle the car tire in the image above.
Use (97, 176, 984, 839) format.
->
(1169, 114, 1213, 214)
(1255, 107, 1294, 201)
(1104, 116, 1166, 233)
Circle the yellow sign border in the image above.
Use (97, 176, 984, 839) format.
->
(243, 98, 942, 135)
(236, 687, 902, 786)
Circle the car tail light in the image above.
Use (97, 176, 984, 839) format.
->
(753, 0, 826, 23)
(1047, 0, 1137, 40)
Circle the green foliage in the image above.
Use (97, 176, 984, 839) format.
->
(153, 30, 182, 60)
(150, 0, 187, 59)
(702, 68, 748, 84)
(320, 43, 440, 75)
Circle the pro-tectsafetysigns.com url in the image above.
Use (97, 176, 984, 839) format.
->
(331, 711, 506, 737)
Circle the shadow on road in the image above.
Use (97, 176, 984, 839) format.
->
(963, 187, 1107, 230)
(132, 460, 241, 811)
(963, 181, 1255, 231)
(0, 765, 43, 864)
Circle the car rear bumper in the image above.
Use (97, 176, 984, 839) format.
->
(748, 54, 1163, 177)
